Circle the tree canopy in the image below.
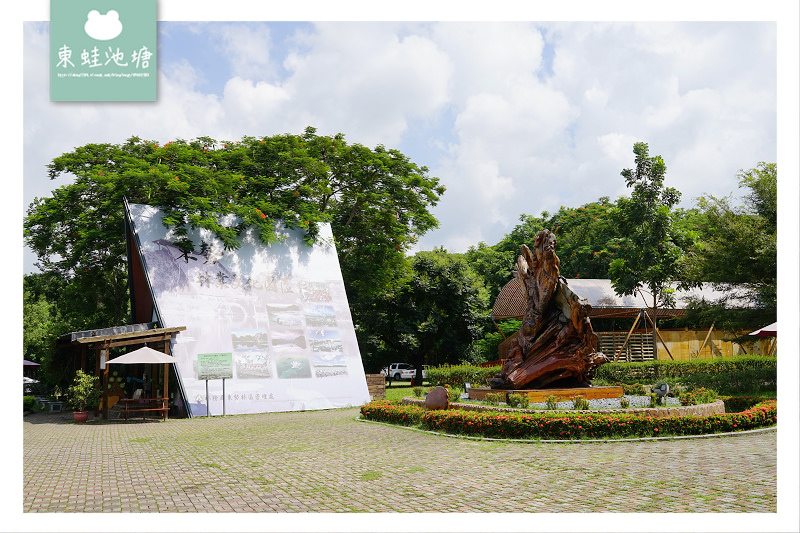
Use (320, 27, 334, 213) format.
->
(25, 127, 445, 332)
(692, 162, 777, 312)
(24, 132, 776, 380)
(361, 249, 489, 379)
(607, 142, 698, 312)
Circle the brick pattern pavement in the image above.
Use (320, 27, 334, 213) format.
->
(23, 408, 776, 513)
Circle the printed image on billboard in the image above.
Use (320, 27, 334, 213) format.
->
(312, 353, 349, 378)
(231, 329, 272, 379)
(148, 238, 234, 293)
(308, 329, 343, 353)
(270, 330, 306, 352)
(276, 356, 312, 379)
(267, 304, 304, 327)
(304, 304, 337, 328)
(231, 329, 269, 351)
(234, 351, 273, 379)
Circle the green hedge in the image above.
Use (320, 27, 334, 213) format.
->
(23, 396, 36, 411)
(425, 365, 501, 389)
(594, 356, 776, 394)
(360, 399, 777, 440)
(721, 395, 775, 413)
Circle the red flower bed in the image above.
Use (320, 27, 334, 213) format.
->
(359, 400, 777, 440)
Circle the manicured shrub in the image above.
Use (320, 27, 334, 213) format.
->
(359, 399, 777, 440)
(485, 392, 505, 405)
(507, 393, 530, 409)
(23, 396, 36, 411)
(594, 356, 776, 395)
(425, 365, 501, 389)
(677, 387, 718, 406)
(447, 387, 461, 402)
(613, 382, 649, 396)
(572, 397, 590, 410)
(359, 401, 425, 426)
(721, 395, 773, 413)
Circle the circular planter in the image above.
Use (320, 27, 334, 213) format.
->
(73, 411, 89, 423)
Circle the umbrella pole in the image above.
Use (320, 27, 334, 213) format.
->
(162, 340, 170, 419)
(102, 342, 110, 420)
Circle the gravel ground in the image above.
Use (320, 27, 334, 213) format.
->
(460, 394, 681, 410)
(531, 395, 681, 410)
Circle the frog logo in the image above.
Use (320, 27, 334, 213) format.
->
(84, 9, 123, 41)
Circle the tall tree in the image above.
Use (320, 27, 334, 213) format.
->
(465, 213, 549, 302)
(367, 249, 489, 381)
(25, 128, 445, 335)
(608, 142, 698, 335)
(546, 197, 619, 279)
(693, 163, 777, 313)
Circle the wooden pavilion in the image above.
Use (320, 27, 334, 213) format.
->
(56, 322, 186, 419)
(491, 277, 757, 362)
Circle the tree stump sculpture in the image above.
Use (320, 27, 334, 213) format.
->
(489, 230, 608, 390)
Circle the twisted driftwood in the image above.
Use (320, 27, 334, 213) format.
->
(489, 230, 608, 390)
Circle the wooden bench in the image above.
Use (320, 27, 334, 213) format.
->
(119, 398, 169, 421)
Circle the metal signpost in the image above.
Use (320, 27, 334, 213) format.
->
(197, 353, 233, 417)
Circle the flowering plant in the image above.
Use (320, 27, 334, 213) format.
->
(359, 399, 776, 440)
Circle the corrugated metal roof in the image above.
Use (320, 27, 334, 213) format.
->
(57, 322, 159, 343)
(491, 278, 752, 320)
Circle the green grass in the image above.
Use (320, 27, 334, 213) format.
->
(358, 470, 383, 481)
(383, 382, 430, 402)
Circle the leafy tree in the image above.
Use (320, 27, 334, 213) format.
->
(366, 249, 489, 383)
(692, 162, 777, 313)
(546, 197, 619, 279)
(469, 319, 521, 365)
(608, 142, 698, 331)
(25, 128, 445, 337)
(23, 290, 56, 363)
(466, 198, 623, 304)
(22, 273, 78, 388)
(465, 214, 549, 302)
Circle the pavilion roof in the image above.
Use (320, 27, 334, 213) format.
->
(491, 278, 753, 320)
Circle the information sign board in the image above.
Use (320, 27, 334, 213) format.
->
(197, 352, 233, 380)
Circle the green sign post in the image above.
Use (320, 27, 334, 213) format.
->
(197, 353, 232, 416)
(197, 353, 233, 380)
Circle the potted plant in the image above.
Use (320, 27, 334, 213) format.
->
(66, 370, 101, 423)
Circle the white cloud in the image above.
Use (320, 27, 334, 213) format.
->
(281, 22, 452, 147)
(205, 23, 275, 80)
(23, 20, 779, 271)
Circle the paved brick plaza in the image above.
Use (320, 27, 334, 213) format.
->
(23, 407, 776, 514)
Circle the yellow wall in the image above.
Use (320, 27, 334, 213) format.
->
(654, 329, 775, 360)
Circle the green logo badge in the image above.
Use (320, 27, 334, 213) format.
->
(50, 0, 157, 101)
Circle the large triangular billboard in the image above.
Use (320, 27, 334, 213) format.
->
(125, 201, 371, 416)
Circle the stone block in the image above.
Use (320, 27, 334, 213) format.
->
(425, 386, 449, 410)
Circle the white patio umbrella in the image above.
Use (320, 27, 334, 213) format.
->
(749, 322, 778, 338)
(106, 346, 177, 364)
(105, 347, 177, 409)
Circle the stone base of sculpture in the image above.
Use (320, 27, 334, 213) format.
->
(489, 229, 609, 391)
